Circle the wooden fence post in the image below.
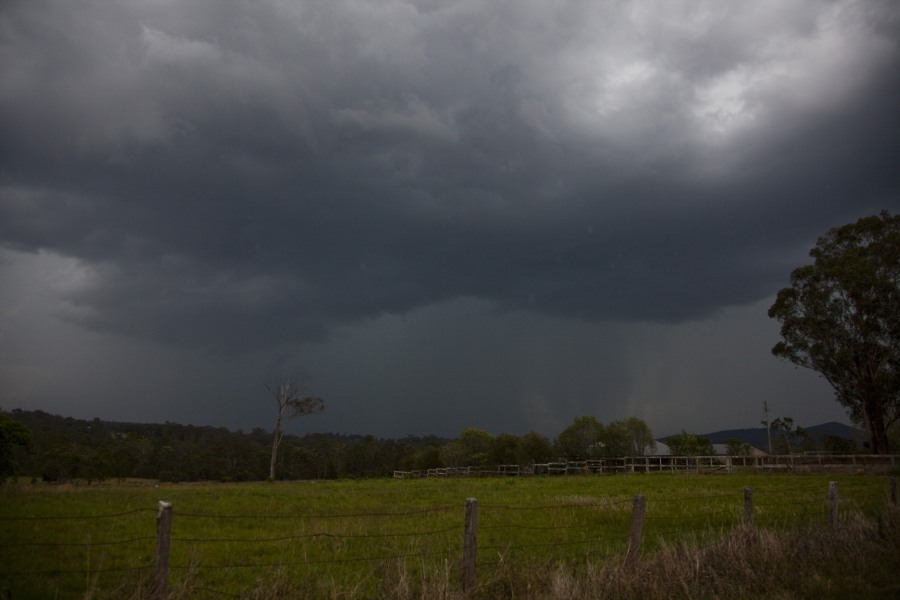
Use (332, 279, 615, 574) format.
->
(624, 494, 646, 568)
(155, 501, 173, 600)
(890, 477, 898, 508)
(828, 481, 839, 527)
(743, 487, 753, 527)
(462, 498, 478, 594)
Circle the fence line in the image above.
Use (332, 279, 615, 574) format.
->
(394, 453, 900, 479)
(1, 477, 896, 598)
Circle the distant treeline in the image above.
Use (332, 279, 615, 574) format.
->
(0, 409, 865, 484)
(2, 409, 455, 482)
(1, 410, 644, 482)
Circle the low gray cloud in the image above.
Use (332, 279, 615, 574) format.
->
(1, 0, 898, 436)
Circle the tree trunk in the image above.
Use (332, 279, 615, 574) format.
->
(269, 431, 279, 481)
(269, 409, 284, 481)
(862, 392, 889, 454)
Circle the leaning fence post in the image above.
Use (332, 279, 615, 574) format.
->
(624, 494, 646, 567)
(462, 498, 478, 593)
(828, 481, 839, 527)
(743, 487, 753, 527)
(155, 501, 173, 600)
(890, 477, 898, 508)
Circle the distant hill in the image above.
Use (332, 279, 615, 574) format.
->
(673, 421, 868, 452)
(802, 422, 869, 444)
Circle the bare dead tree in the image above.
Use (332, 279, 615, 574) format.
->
(266, 379, 324, 481)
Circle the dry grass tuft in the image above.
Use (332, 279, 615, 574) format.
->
(505, 508, 900, 600)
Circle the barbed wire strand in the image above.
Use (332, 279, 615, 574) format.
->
(172, 525, 460, 544)
(2, 564, 151, 577)
(0, 535, 156, 548)
(484, 498, 632, 511)
(174, 505, 458, 520)
(0, 507, 155, 521)
(168, 547, 462, 571)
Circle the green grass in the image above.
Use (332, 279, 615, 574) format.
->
(0, 473, 895, 599)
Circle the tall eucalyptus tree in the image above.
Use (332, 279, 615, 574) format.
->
(769, 212, 899, 453)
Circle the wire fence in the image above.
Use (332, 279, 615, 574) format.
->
(1, 477, 896, 599)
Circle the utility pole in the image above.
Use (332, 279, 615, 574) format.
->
(761, 401, 773, 455)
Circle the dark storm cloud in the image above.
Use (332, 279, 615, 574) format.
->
(2, 0, 899, 355)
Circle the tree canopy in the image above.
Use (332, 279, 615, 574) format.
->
(665, 431, 715, 456)
(0, 414, 32, 481)
(554, 416, 655, 459)
(555, 416, 605, 460)
(768, 211, 900, 453)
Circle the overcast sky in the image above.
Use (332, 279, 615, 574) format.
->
(2, 0, 899, 440)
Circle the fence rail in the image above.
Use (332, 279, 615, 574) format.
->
(1, 477, 896, 599)
(393, 453, 900, 478)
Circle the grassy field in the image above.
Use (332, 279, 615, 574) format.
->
(1, 472, 898, 599)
